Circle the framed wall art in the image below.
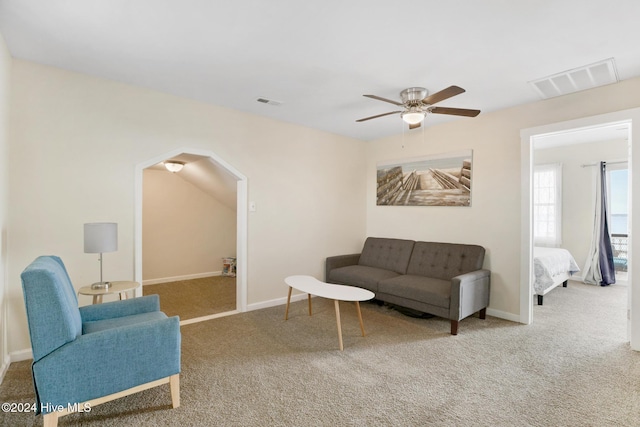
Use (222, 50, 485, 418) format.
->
(376, 150, 473, 206)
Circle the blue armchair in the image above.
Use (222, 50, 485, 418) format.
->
(21, 256, 181, 427)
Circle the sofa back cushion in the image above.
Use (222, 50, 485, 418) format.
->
(358, 237, 415, 274)
(407, 242, 485, 280)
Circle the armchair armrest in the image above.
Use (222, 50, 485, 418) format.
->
(33, 315, 180, 413)
(79, 295, 161, 322)
(325, 253, 361, 281)
(450, 269, 491, 320)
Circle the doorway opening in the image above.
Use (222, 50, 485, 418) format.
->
(532, 123, 630, 289)
(520, 109, 640, 350)
(134, 148, 248, 325)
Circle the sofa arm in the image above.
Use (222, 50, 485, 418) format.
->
(33, 315, 180, 413)
(79, 295, 161, 322)
(450, 269, 491, 321)
(325, 253, 361, 282)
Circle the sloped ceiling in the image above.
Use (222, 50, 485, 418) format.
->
(148, 154, 237, 211)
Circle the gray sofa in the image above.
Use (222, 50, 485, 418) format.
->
(325, 237, 490, 335)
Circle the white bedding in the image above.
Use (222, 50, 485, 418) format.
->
(533, 247, 580, 294)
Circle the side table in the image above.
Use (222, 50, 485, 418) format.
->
(78, 281, 141, 304)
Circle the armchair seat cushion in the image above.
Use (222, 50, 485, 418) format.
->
(379, 275, 451, 309)
(328, 265, 399, 292)
(83, 311, 168, 334)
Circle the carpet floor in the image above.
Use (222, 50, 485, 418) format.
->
(143, 276, 236, 320)
(1, 281, 639, 426)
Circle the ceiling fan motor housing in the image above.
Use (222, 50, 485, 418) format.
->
(401, 87, 428, 105)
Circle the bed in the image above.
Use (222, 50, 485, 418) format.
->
(533, 247, 580, 305)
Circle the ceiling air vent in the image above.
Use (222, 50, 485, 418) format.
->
(256, 97, 282, 106)
(529, 58, 619, 99)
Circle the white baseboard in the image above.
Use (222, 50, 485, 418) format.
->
(247, 293, 309, 312)
(0, 349, 33, 386)
(180, 310, 240, 326)
(486, 307, 521, 324)
(10, 348, 32, 362)
(143, 271, 222, 286)
(0, 354, 9, 385)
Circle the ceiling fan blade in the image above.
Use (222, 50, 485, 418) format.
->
(431, 106, 481, 117)
(423, 85, 466, 105)
(363, 94, 403, 106)
(409, 122, 422, 130)
(356, 111, 402, 122)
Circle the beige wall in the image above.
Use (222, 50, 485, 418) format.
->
(0, 32, 11, 371)
(7, 60, 367, 353)
(142, 169, 237, 281)
(535, 139, 629, 274)
(366, 77, 640, 318)
(5, 57, 640, 355)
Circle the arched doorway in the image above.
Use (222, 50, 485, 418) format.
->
(134, 148, 248, 323)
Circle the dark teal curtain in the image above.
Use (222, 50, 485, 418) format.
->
(598, 162, 616, 286)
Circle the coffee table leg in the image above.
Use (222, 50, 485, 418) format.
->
(308, 294, 312, 316)
(355, 301, 366, 336)
(334, 300, 344, 351)
(284, 286, 292, 320)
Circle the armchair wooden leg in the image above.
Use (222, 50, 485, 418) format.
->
(170, 374, 180, 408)
(43, 412, 59, 427)
(479, 308, 487, 319)
(450, 320, 459, 335)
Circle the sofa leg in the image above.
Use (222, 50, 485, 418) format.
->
(450, 320, 458, 335)
(479, 308, 486, 319)
(537, 295, 543, 305)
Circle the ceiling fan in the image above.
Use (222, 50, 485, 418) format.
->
(356, 85, 480, 129)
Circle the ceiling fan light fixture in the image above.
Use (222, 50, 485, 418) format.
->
(401, 110, 426, 125)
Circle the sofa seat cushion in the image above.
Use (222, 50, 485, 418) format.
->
(328, 265, 399, 292)
(82, 311, 168, 335)
(379, 275, 451, 309)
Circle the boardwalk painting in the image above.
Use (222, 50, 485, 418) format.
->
(377, 150, 472, 206)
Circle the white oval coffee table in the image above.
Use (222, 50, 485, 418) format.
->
(284, 275, 375, 351)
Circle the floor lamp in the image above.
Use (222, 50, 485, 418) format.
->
(84, 222, 118, 289)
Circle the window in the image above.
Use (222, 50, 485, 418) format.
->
(606, 166, 628, 235)
(607, 165, 629, 275)
(533, 163, 562, 246)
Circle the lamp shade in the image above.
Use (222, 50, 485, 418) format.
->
(84, 223, 118, 253)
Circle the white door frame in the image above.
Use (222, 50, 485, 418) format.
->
(133, 147, 248, 313)
(521, 108, 640, 350)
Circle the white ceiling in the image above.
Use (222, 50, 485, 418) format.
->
(1, 1, 640, 141)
